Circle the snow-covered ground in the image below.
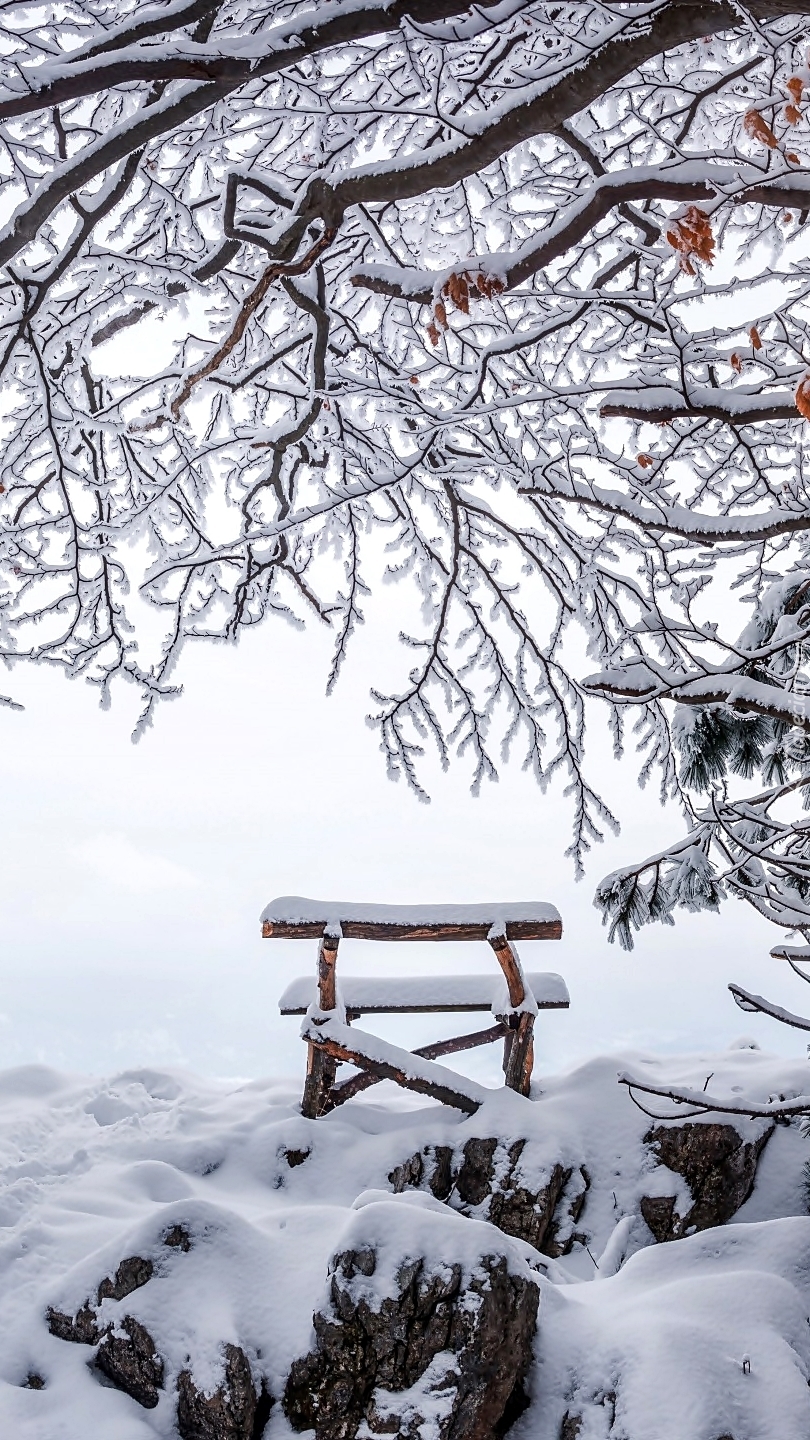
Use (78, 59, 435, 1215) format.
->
(1, 1046, 809, 1439)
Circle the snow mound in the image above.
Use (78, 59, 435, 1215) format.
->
(0, 1048, 807, 1438)
(535, 1218, 810, 1440)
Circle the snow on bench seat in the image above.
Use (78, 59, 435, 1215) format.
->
(301, 1015, 488, 1114)
(262, 895, 562, 941)
(279, 971, 570, 1016)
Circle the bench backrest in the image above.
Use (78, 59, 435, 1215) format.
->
(261, 896, 562, 942)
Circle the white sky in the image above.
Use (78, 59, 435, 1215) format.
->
(0, 587, 805, 1090)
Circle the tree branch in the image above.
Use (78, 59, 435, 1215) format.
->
(619, 1071, 810, 1118)
(522, 472, 810, 544)
(352, 168, 810, 300)
(0, 1, 738, 272)
(0, 0, 485, 120)
(729, 982, 810, 1031)
(169, 226, 336, 419)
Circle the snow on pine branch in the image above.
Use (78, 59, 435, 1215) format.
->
(590, 569, 810, 938)
(7, 0, 810, 856)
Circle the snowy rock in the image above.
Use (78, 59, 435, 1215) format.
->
(95, 1315, 164, 1408)
(7, 1051, 810, 1440)
(49, 1253, 268, 1429)
(283, 1200, 539, 1440)
(48, 1256, 165, 1409)
(282, 1146, 311, 1169)
(639, 1121, 774, 1242)
(46, 1300, 100, 1345)
(97, 1253, 154, 1301)
(164, 1222, 193, 1251)
(177, 1343, 270, 1440)
(389, 1137, 589, 1257)
(559, 1415, 582, 1439)
(47, 1251, 155, 1349)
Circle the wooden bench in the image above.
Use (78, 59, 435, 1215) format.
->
(263, 897, 566, 1117)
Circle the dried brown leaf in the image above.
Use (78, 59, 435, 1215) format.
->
(749, 325, 763, 350)
(636, 453, 654, 468)
(796, 374, 810, 419)
(443, 272, 470, 315)
(743, 109, 779, 148)
(666, 206, 715, 271)
(788, 75, 804, 103)
(730, 352, 743, 373)
(786, 104, 802, 125)
(475, 271, 505, 300)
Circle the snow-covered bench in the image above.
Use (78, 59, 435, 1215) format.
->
(263, 897, 565, 1117)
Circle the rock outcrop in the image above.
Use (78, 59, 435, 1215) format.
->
(47, 1239, 272, 1435)
(97, 1254, 154, 1302)
(283, 1209, 539, 1440)
(639, 1121, 774, 1242)
(96, 1316, 164, 1409)
(47, 1299, 101, 1345)
(177, 1344, 271, 1440)
(48, 1250, 156, 1347)
(389, 1137, 589, 1257)
(47, 1251, 155, 1344)
(48, 1256, 165, 1411)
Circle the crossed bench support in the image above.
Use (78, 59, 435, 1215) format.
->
(262, 898, 566, 1118)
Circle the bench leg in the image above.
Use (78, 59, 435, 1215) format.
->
(489, 933, 534, 1096)
(302, 1047, 338, 1118)
(301, 932, 341, 1118)
(503, 1012, 535, 1096)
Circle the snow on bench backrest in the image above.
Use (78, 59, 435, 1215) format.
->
(278, 971, 570, 1015)
(261, 896, 562, 941)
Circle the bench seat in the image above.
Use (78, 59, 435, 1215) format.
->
(279, 970, 569, 1017)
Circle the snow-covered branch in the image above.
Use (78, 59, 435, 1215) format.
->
(729, 983, 810, 1031)
(352, 170, 810, 301)
(5, 0, 810, 836)
(619, 1072, 810, 1120)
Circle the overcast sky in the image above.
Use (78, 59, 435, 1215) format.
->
(0, 587, 803, 1090)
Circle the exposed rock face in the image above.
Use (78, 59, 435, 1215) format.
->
(177, 1343, 270, 1440)
(47, 1248, 170, 1409)
(282, 1146, 311, 1169)
(96, 1316, 164, 1409)
(47, 1300, 100, 1345)
(47, 1252, 155, 1345)
(283, 1240, 539, 1440)
(640, 1122, 774, 1242)
(559, 1415, 582, 1440)
(164, 1223, 192, 1252)
(389, 1138, 589, 1257)
(48, 1251, 155, 1344)
(48, 1258, 272, 1435)
(97, 1255, 154, 1303)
